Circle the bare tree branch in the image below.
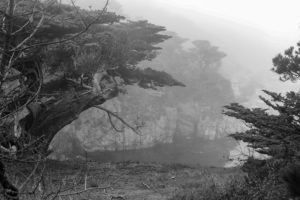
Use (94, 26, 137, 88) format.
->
(11, 0, 38, 37)
(0, 145, 10, 153)
(12, 0, 110, 53)
(0, 0, 15, 80)
(94, 105, 142, 136)
(11, 14, 45, 51)
(107, 112, 124, 132)
(13, 0, 26, 13)
(70, 0, 87, 28)
(58, 176, 120, 197)
(65, 77, 93, 90)
(18, 156, 42, 191)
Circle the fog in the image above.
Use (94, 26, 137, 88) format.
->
(75, 0, 300, 97)
(52, 0, 300, 166)
(4, 1, 300, 199)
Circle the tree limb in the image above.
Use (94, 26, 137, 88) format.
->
(12, 0, 110, 52)
(11, 14, 45, 51)
(94, 105, 142, 136)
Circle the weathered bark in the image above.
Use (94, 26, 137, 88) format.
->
(0, 0, 15, 81)
(0, 3, 19, 196)
(1, 58, 42, 118)
(25, 91, 107, 152)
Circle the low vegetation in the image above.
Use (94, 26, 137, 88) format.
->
(1, 160, 244, 200)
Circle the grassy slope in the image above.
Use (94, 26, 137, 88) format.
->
(2, 160, 244, 200)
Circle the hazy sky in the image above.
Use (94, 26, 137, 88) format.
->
(137, 0, 300, 38)
(73, 0, 300, 95)
(76, 0, 300, 39)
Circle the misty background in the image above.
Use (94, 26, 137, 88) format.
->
(52, 0, 300, 166)
(71, 0, 300, 98)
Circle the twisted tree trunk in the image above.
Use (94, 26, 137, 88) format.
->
(27, 91, 107, 152)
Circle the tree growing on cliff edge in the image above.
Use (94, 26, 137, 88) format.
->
(0, 0, 184, 152)
(0, 0, 184, 198)
(223, 41, 300, 200)
(224, 40, 300, 161)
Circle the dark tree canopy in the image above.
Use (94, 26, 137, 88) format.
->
(272, 43, 300, 82)
(224, 40, 300, 162)
(222, 40, 300, 200)
(0, 0, 184, 157)
(224, 90, 300, 159)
